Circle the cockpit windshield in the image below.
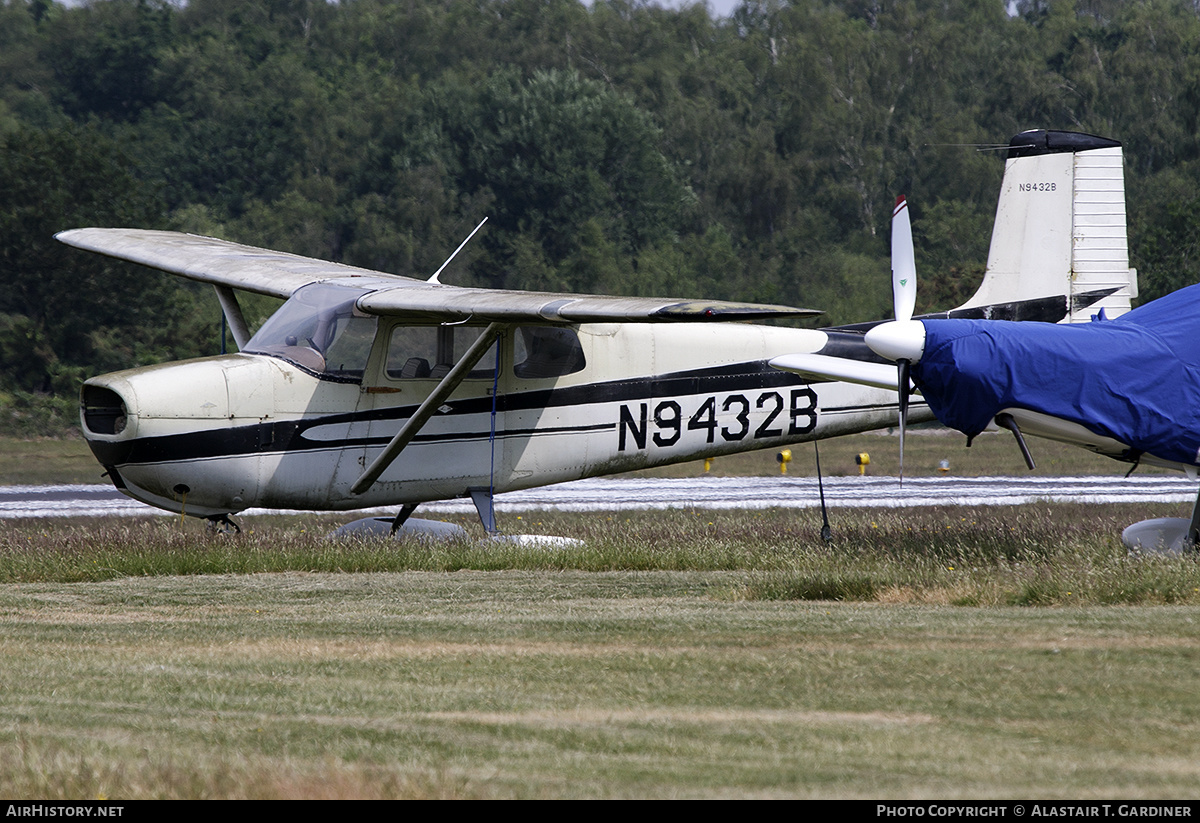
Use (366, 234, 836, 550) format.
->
(244, 283, 377, 382)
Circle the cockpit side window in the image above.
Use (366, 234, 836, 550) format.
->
(386, 326, 438, 379)
(244, 283, 377, 382)
(385, 325, 500, 380)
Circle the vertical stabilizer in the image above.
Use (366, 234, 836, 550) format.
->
(956, 130, 1137, 322)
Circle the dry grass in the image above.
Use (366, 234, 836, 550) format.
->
(1, 436, 1197, 798)
(2, 569, 1198, 799)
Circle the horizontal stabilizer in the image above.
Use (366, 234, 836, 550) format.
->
(768, 353, 902, 391)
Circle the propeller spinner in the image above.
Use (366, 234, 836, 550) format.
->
(864, 196, 927, 483)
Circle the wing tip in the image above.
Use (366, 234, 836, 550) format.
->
(55, 227, 89, 246)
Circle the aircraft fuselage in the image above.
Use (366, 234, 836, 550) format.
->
(81, 316, 920, 518)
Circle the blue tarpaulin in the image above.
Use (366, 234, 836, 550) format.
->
(912, 283, 1200, 467)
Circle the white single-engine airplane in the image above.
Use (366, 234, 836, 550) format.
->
(59, 129, 1135, 539)
(774, 129, 1200, 554)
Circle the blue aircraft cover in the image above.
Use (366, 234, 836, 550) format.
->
(912, 283, 1200, 467)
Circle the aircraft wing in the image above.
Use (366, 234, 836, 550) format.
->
(355, 286, 813, 323)
(57, 228, 819, 323)
(56, 228, 406, 299)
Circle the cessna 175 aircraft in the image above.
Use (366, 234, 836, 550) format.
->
(774, 129, 1200, 553)
(59, 129, 1136, 537)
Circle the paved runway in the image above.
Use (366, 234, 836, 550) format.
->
(1, 474, 1196, 518)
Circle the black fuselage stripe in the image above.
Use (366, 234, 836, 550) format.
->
(88, 361, 819, 467)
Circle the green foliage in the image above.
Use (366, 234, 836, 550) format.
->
(0, 314, 59, 393)
(0, 121, 222, 401)
(1128, 162, 1200, 301)
(413, 68, 688, 290)
(785, 248, 892, 327)
(4, 0, 1200, 422)
(40, 0, 175, 121)
(0, 389, 79, 438)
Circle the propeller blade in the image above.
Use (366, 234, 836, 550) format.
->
(891, 196, 917, 485)
(898, 358, 910, 485)
(891, 196, 916, 323)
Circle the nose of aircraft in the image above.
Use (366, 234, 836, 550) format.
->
(81, 359, 235, 442)
(80, 383, 131, 437)
(79, 355, 275, 516)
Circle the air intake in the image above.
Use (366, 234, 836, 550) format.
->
(81, 385, 127, 435)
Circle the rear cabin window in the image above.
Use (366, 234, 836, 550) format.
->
(513, 327, 585, 378)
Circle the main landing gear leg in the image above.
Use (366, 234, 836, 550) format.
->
(469, 488, 498, 536)
(390, 503, 419, 536)
(994, 413, 1036, 470)
(1185, 485, 1200, 554)
(206, 514, 241, 534)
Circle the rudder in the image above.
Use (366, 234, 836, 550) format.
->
(955, 130, 1138, 323)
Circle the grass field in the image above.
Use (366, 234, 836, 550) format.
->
(3, 568, 1199, 800)
(1, 434, 1197, 798)
(0, 437, 103, 485)
(1, 505, 1198, 799)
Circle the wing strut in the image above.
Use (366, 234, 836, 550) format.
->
(350, 321, 505, 496)
(213, 285, 251, 350)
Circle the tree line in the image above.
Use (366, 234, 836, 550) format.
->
(3, 0, 1200, 434)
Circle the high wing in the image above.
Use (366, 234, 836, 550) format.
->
(56, 228, 818, 324)
(56, 228, 372, 299)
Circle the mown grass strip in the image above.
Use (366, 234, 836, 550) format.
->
(2, 570, 1198, 798)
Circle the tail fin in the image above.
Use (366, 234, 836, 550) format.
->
(955, 130, 1138, 322)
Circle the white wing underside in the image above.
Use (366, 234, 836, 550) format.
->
(57, 228, 819, 324)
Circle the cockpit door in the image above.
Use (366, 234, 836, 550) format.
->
(360, 322, 506, 499)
